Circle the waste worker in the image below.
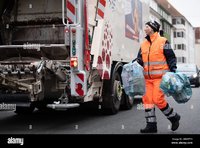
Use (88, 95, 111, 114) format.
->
(136, 20, 181, 133)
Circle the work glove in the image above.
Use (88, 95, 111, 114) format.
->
(132, 58, 143, 67)
(171, 67, 177, 73)
(132, 58, 138, 63)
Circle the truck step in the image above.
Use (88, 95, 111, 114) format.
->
(46, 103, 80, 110)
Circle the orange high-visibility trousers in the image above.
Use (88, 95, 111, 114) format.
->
(142, 78, 167, 109)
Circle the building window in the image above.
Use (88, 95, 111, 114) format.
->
(174, 31, 185, 38)
(183, 44, 186, 50)
(177, 32, 182, 37)
(177, 44, 182, 50)
(182, 57, 186, 63)
(182, 32, 185, 38)
(174, 32, 176, 38)
(177, 57, 182, 63)
(175, 44, 186, 50)
(177, 57, 186, 63)
(177, 19, 181, 24)
(172, 19, 176, 25)
(182, 44, 185, 50)
(181, 19, 185, 25)
(172, 18, 185, 25)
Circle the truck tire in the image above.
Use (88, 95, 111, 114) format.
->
(102, 71, 122, 115)
(120, 91, 134, 110)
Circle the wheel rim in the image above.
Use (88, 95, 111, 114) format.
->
(113, 80, 122, 103)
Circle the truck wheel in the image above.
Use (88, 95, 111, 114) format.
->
(102, 72, 122, 115)
(120, 91, 134, 110)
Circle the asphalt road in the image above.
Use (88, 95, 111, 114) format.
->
(0, 88, 200, 135)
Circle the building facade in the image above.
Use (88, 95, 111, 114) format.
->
(150, 0, 195, 64)
(172, 17, 195, 64)
(195, 27, 200, 67)
(149, 0, 173, 42)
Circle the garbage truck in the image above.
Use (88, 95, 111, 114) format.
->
(0, 0, 149, 114)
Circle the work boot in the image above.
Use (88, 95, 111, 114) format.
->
(168, 113, 181, 131)
(140, 122, 157, 133)
(161, 103, 181, 131)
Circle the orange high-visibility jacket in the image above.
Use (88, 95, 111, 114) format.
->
(141, 32, 170, 79)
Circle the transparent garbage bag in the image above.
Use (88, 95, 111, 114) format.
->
(121, 61, 145, 98)
(160, 72, 192, 103)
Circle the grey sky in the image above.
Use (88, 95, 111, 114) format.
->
(168, 0, 200, 27)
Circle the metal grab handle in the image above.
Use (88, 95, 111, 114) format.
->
(62, 0, 81, 27)
(62, 0, 68, 26)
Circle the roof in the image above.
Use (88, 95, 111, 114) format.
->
(155, 0, 193, 26)
(155, 0, 183, 17)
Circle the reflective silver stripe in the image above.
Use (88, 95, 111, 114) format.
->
(145, 108, 156, 117)
(144, 70, 169, 75)
(162, 105, 172, 115)
(146, 117, 157, 123)
(167, 112, 176, 118)
(144, 61, 167, 66)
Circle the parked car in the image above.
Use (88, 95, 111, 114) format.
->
(176, 63, 200, 87)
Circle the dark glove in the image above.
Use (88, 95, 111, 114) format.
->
(132, 58, 138, 63)
(132, 58, 144, 67)
(171, 68, 177, 73)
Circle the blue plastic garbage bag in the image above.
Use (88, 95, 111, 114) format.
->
(121, 61, 145, 98)
(160, 72, 192, 103)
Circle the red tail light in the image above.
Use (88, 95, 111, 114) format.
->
(70, 57, 78, 68)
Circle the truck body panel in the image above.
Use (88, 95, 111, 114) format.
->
(0, 0, 149, 114)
